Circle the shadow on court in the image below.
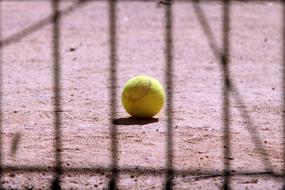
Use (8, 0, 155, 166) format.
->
(113, 117, 159, 125)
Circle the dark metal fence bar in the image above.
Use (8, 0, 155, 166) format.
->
(281, 0, 285, 189)
(0, 0, 282, 189)
(108, 0, 118, 189)
(0, 0, 3, 189)
(221, 0, 231, 189)
(0, 165, 279, 177)
(51, 0, 63, 189)
(0, 0, 284, 2)
(164, 0, 174, 189)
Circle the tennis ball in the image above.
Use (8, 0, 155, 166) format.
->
(121, 75, 165, 118)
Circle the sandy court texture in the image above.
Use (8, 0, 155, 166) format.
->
(0, 0, 284, 189)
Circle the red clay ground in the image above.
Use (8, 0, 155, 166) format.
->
(0, 0, 284, 189)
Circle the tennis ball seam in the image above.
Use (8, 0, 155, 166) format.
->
(123, 78, 151, 103)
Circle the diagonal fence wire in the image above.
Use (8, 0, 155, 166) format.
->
(0, 0, 91, 48)
(192, 0, 274, 174)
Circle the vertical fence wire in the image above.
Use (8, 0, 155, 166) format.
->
(164, 0, 174, 189)
(51, 0, 63, 189)
(108, 0, 118, 189)
(0, 1, 3, 189)
(281, 0, 285, 190)
(222, 0, 231, 189)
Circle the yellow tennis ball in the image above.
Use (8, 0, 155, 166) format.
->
(121, 75, 165, 118)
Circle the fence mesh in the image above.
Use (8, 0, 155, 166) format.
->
(0, 0, 284, 189)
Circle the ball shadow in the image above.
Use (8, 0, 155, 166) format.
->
(113, 117, 159, 126)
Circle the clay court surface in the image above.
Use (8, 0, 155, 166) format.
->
(0, 0, 284, 189)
